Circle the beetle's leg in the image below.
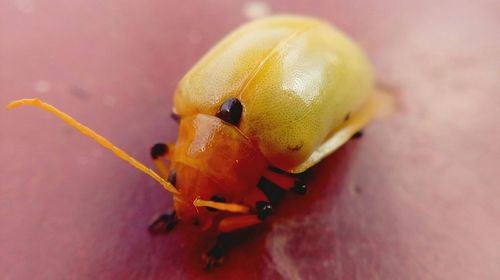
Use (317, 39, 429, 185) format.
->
(254, 176, 287, 205)
(150, 143, 174, 179)
(203, 184, 274, 270)
(204, 215, 262, 270)
(148, 143, 178, 234)
(204, 233, 230, 270)
(218, 214, 262, 233)
(241, 182, 276, 219)
(148, 211, 178, 234)
(262, 169, 307, 195)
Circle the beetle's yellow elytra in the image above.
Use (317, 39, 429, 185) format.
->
(174, 15, 374, 171)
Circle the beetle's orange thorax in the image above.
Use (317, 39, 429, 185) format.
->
(170, 114, 267, 224)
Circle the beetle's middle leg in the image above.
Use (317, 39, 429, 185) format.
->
(203, 169, 302, 268)
(262, 168, 307, 195)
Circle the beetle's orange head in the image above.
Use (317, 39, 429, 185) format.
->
(165, 101, 268, 226)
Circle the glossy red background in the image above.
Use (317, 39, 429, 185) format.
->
(1, 0, 499, 279)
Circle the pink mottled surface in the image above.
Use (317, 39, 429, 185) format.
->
(1, 0, 499, 279)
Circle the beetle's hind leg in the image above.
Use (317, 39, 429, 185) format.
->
(263, 168, 307, 195)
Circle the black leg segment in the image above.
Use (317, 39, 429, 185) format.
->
(150, 143, 168, 159)
(291, 180, 307, 195)
(204, 233, 231, 271)
(255, 201, 273, 220)
(257, 177, 286, 204)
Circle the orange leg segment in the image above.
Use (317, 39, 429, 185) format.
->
(218, 214, 262, 233)
(150, 143, 175, 179)
(263, 169, 296, 189)
(263, 168, 307, 195)
(153, 159, 170, 180)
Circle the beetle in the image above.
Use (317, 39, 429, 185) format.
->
(8, 15, 374, 270)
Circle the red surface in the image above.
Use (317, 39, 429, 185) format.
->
(1, 0, 499, 279)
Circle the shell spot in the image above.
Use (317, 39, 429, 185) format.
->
(287, 143, 304, 152)
(344, 113, 351, 121)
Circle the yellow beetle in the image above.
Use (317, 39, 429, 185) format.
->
(8, 15, 374, 269)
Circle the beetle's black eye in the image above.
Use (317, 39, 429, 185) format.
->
(167, 170, 176, 186)
(216, 98, 243, 126)
(207, 194, 226, 212)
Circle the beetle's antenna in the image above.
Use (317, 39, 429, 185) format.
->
(7, 98, 179, 194)
(193, 198, 250, 214)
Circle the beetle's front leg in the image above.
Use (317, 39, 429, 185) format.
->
(149, 143, 178, 234)
(204, 233, 231, 270)
(204, 215, 262, 270)
(150, 143, 175, 179)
